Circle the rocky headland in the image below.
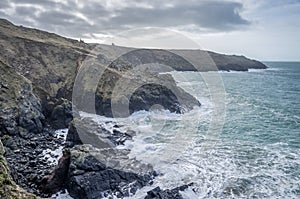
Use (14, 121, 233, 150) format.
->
(0, 18, 267, 198)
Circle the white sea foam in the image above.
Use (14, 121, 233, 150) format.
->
(52, 189, 73, 199)
(61, 68, 300, 198)
(41, 129, 68, 165)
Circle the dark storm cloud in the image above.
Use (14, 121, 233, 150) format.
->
(0, 0, 251, 38)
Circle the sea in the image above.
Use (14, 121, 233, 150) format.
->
(55, 62, 300, 199)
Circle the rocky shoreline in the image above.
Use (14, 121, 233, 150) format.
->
(2, 109, 196, 199)
(2, 128, 67, 197)
(0, 18, 268, 198)
(39, 115, 196, 199)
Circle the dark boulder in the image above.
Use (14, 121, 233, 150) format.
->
(145, 183, 194, 199)
(66, 117, 132, 148)
(129, 83, 182, 114)
(66, 145, 156, 199)
(66, 120, 83, 146)
(49, 99, 73, 130)
(66, 118, 113, 148)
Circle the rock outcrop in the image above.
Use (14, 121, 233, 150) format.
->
(63, 117, 159, 198)
(66, 145, 156, 198)
(0, 60, 66, 197)
(109, 48, 267, 72)
(0, 18, 267, 118)
(39, 149, 71, 194)
(66, 117, 133, 147)
(145, 183, 194, 199)
(0, 17, 268, 199)
(0, 61, 44, 137)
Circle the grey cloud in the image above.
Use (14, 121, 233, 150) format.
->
(0, 0, 251, 38)
(38, 10, 79, 25)
(12, 0, 60, 8)
(36, 10, 93, 37)
(109, 1, 250, 31)
(78, 3, 110, 19)
(0, 0, 10, 9)
(15, 6, 39, 17)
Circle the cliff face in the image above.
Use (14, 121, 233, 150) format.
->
(108, 48, 267, 72)
(0, 18, 267, 116)
(0, 61, 46, 198)
(0, 18, 267, 198)
(0, 60, 44, 137)
(0, 18, 202, 116)
(0, 19, 85, 99)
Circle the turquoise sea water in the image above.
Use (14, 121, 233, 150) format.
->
(212, 62, 300, 198)
(80, 62, 300, 199)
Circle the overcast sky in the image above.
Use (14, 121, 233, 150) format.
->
(0, 0, 299, 61)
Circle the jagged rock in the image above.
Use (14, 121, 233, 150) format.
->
(66, 117, 132, 148)
(0, 61, 44, 136)
(66, 145, 156, 199)
(145, 183, 194, 199)
(0, 18, 266, 119)
(66, 120, 83, 147)
(49, 99, 73, 129)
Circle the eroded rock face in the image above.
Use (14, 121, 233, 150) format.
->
(0, 18, 202, 117)
(67, 145, 156, 199)
(0, 18, 268, 119)
(49, 99, 73, 130)
(66, 117, 133, 147)
(0, 61, 67, 197)
(0, 61, 44, 137)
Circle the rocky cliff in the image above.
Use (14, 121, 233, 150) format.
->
(0, 18, 268, 198)
(0, 61, 51, 198)
(0, 18, 267, 117)
(0, 18, 203, 117)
